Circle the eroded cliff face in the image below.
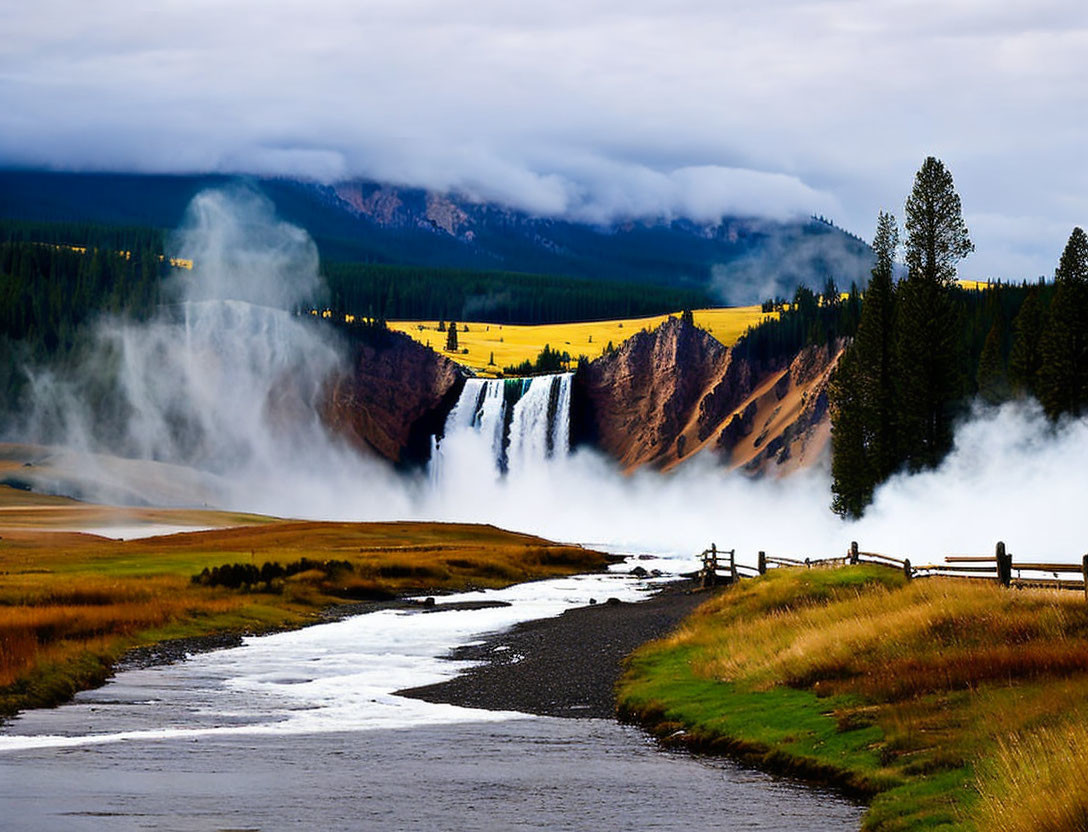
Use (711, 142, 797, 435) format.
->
(713, 340, 843, 475)
(572, 317, 842, 475)
(321, 330, 465, 466)
(572, 317, 730, 469)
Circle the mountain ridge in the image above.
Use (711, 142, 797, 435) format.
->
(0, 170, 873, 302)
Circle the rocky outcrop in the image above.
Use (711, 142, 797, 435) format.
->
(716, 341, 843, 474)
(572, 317, 843, 475)
(319, 316, 841, 475)
(572, 317, 732, 470)
(321, 329, 465, 466)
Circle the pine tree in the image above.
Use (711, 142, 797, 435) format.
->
(903, 157, 975, 288)
(1038, 227, 1088, 418)
(445, 320, 458, 351)
(830, 211, 899, 516)
(857, 212, 899, 480)
(976, 315, 1008, 405)
(1008, 287, 1044, 397)
(830, 348, 871, 518)
(896, 158, 972, 470)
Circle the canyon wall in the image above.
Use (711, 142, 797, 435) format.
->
(322, 318, 841, 475)
(572, 317, 842, 474)
(322, 329, 465, 466)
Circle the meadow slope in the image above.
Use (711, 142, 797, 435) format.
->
(617, 566, 1088, 832)
(388, 306, 772, 376)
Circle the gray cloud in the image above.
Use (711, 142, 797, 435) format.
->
(2, 1, 1087, 277)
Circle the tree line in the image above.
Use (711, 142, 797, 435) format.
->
(828, 157, 1088, 517)
(322, 261, 712, 326)
(730, 279, 862, 368)
(0, 221, 169, 407)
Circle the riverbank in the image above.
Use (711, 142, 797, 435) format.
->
(615, 565, 1088, 832)
(0, 495, 611, 718)
(401, 579, 711, 718)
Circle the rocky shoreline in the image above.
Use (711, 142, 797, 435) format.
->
(118, 578, 711, 721)
(399, 579, 712, 719)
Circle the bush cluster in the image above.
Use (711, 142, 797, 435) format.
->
(192, 558, 354, 590)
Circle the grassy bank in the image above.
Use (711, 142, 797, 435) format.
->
(0, 509, 607, 718)
(616, 565, 1088, 831)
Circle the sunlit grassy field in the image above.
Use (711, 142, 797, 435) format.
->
(0, 491, 607, 717)
(618, 566, 1088, 831)
(387, 305, 772, 375)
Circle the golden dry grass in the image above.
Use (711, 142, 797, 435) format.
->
(621, 566, 1088, 830)
(958, 280, 994, 291)
(387, 306, 773, 376)
(974, 720, 1088, 832)
(0, 494, 607, 714)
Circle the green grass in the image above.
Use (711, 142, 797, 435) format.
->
(617, 566, 1088, 831)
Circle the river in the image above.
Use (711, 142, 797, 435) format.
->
(0, 567, 864, 831)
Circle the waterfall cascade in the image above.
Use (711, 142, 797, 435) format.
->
(431, 373, 572, 478)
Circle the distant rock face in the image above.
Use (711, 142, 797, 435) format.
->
(319, 316, 841, 475)
(572, 317, 843, 475)
(321, 330, 465, 466)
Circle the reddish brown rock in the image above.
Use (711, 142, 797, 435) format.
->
(572, 317, 844, 475)
(321, 330, 465, 465)
(572, 317, 731, 470)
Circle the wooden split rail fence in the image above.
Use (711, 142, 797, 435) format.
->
(697, 541, 1088, 600)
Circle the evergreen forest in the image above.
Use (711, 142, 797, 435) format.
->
(823, 158, 1088, 517)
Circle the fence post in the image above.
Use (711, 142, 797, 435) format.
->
(850, 541, 859, 565)
(758, 551, 766, 574)
(996, 541, 1011, 587)
(1081, 554, 1088, 602)
(903, 558, 912, 581)
(729, 549, 737, 582)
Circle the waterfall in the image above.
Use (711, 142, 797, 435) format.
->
(432, 373, 572, 478)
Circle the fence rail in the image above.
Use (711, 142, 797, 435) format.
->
(694, 541, 1088, 601)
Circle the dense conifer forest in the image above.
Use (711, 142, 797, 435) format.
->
(322, 262, 711, 325)
(824, 158, 1088, 517)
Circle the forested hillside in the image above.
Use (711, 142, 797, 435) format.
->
(0, 222, 167, 408)
(324, 262, 710, 325)
(0, 170, 872, 298)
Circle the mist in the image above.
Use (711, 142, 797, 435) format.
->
(12, 191, 1088, 567)
(426, 398, 1088, 565)
(710, 221, 874, 305)
(16, 188, 413, 517)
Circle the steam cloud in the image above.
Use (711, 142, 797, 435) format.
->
(12, 192, 1088, 566)
(16, 188, 410, 516)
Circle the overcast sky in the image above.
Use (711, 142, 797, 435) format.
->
(2, 0, 1086, 279)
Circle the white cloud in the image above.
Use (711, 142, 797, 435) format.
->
(1, 0, 1086, 277)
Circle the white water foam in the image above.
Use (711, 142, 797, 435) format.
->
(0, 567, 662, 752)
